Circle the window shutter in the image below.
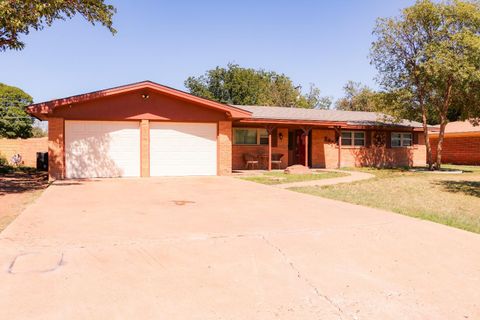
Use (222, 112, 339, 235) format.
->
(272, 128, 278, 147)
(365, 131, 372, 147)
(386, 131, 392, 148)
(413, 132, 419, 145)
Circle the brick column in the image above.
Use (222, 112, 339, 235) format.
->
(140, 119, 150, 177)
(217, 121, 232, 175)
(48, 118, 65, 180)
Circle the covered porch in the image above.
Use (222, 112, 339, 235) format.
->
(232, 119, 348, 171)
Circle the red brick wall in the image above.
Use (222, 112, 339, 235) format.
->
(140, 119, 150, 177)
(232, 128, 288, 170)
(430, 133, 480, 165)
(48, 118, 65, 180)
(311, 129, 426, 168)
(311, 129, 338, 168)
(218, 121, 233, 175)
(0, 137, 48, 167)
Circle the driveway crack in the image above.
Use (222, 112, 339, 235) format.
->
(260, 235, 349, 320)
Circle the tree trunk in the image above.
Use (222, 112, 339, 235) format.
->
(421, 104, 434, 170)
(435, 116, 447, 170)
(435, 80, 453, 170)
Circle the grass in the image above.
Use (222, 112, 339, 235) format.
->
(291, 165, 480, 234)
(0, 168, 49, 232)
(240, 171, 348, 185)
(0, 189, 45, 232)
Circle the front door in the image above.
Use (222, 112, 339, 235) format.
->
(295, 130, 306, 165)
(288, 129, 308, 166)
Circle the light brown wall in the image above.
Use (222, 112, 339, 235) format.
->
(0, 137, 48, 167)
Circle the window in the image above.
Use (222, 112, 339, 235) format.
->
(234, 128, 269, 145)
(341, 131, 365, 146)
(391, 132, 412, 147)
(259, 130, 269, 145)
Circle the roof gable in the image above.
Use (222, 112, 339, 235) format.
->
(27, 81, 252, 120)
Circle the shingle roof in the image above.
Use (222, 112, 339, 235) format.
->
(432, 120, 480, 133)
(233, 105, 423, 128)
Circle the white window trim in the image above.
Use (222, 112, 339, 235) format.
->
(233, 128, 268, 145)
(340, 131, 366, 147)
(391, 132, 413, 147)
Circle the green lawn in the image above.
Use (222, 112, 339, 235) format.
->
(291, 165, 480, 233)
(239, 171, 348, 185)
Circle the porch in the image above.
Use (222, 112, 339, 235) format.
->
(231, 122, 426, 170)
(231, 127, 314, 170)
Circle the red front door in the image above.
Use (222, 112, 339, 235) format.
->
(295, 130, 306, 165)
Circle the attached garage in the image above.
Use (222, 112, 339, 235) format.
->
(65, 121, 140, 178)
(26, 81, 251, 180)
(150, 122, 217, 176)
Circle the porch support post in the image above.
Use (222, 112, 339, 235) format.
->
(335, 126, 342, 169)
(265, 125, 276, 171)
(300, 126, 312, 168)
(304, 134, 309, 167)
(268, 131, 272, 171)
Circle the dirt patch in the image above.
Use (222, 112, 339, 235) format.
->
(0, 171, 49, 232)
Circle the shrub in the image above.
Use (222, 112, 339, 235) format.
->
(0, 153, 7, 166)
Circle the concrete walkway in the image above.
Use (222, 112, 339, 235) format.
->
(276, 169, 375, 189)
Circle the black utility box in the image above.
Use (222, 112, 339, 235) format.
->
(36, 152, 48, 171)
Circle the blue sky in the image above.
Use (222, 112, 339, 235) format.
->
(0, 0, 415, 104)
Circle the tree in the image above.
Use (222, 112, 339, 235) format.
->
(185, 63, 330, 109)
(32, 126, 47, 138)
(297, 84, 332, 110)
(335, 81, 378, 112)
(0, 83, 34, 138)
(371, 0, 480, 169)
(0, 0, 116, 51)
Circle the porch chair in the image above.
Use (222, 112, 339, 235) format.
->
(243, 153, 259, 170)
(271, 153, 284, 169)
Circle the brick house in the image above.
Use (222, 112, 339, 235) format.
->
(430, 121, 480, 165)
(26, 81, 426, 180)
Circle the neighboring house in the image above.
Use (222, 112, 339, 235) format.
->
(430, 121, 480, 165)
(26, 81, 426, 180)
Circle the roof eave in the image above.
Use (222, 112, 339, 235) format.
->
(238, 118, 423, 129)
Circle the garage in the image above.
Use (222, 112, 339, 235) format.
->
(150, 122, 217, 176)
(65, 121, 140, 178)
(26, 81, 251, 179)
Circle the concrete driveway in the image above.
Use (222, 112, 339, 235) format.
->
(0, 177, 479, 319)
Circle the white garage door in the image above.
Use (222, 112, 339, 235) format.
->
(150, 122, 217, 176)
(65, 121, 140, 178)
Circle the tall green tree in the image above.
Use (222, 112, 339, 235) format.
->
(0, 0, 116, 51)
(0, 83, 34, 138)
(185, 63, 330, 109)
(371, 0, 480, 169)
(335, 81, 378, 112)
